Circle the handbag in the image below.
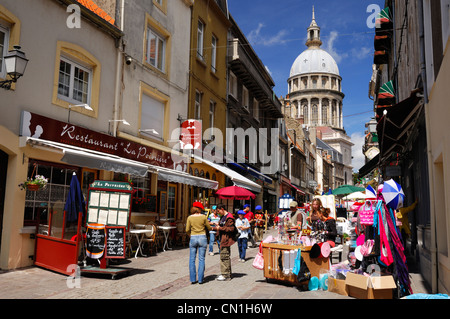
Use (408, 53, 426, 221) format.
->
(252, 242, 264, 270)
(359, 201, 375, 225)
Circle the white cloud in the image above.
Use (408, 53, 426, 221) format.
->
(351, 132, 365, 173)
(351, 46, 372, 60)
(324, 31, 348, 63)
(247, 23, 288, 46)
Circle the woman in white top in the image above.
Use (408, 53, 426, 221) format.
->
(236, 210, 250, 262)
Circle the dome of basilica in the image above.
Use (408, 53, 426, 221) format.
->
(290, 48, 340, 78)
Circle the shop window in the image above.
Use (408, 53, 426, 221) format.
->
(23, 161, 79, 237)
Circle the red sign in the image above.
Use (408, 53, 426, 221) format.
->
(180, 119, 202, 150)
(21, 111, 176, 169)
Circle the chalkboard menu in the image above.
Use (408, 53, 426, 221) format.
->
(105, 226, 126, 259)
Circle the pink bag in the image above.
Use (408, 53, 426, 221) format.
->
(252, 243, 264, 270)
(359, 201, 375, 225)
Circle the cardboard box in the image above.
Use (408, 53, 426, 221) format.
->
(345, 272, 397, 299)
(328, 278, 348, 296)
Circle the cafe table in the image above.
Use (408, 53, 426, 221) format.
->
(129, 228, 153, 258)
(159, 225, 176, 251)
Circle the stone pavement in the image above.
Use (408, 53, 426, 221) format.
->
(0, 227, 429, 300)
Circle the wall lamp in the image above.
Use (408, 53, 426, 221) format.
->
(139, 128, 159, 135)
(0, 46, 29, 90)
(68, 103, 93, 123)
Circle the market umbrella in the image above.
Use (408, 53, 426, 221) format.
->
(382, 179, 405, 210)
(332, 184, 365, 196)
(64, 173, 86, 222)
(365, 185, 377, 199)
(215, 185, 256, 200)
(345, 191, 366, 200)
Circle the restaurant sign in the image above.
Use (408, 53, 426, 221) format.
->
(20, 111, 176, 170)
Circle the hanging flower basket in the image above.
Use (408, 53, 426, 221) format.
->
(19, 175, 49, 191)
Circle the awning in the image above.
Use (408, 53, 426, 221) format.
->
(21, 137, 149, 177)
(22, 137, 219, 189)
(358, 154, 379, 177)
(193, 155, 261, 193)
(376, 93, 423, 162)
(242, 164, 273, 184)
(290, 183, 305, 195)
(155, 167, 218, 190)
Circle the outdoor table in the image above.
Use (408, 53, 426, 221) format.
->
(159, 225, 176, 251)
(261, 242, 329, 286)
(130, 229, 153, 258)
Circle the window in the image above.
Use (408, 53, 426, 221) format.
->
(209, 100, 215, 137)
(58, 56, 92, 104)
(253, 98, 260, 121)
(322, 100, 328, 125)
(52, 42, 100, 115)
(311, 104, 318, 125)
(0, 24, 9, 78)
(197, 20, 204, 61)
(141, 92, 165, 141)
(195, 90, 202, 119)
(242, 86, 249, 111)
(211, 35, 217, 72)
(146, 27, 166, 72)
(229, 71, 237, 97)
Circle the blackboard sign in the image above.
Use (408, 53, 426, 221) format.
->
(86, 224, 106, 259)
(105, 226, 126, 259)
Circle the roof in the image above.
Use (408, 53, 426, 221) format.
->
(290, 48, 340, 78)
(76, 0, 115, 26)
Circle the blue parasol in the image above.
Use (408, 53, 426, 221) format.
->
(64, 173, 86, 222)
(382, 179, 405, 210)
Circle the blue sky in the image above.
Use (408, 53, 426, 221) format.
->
(227, 0, 385, 172)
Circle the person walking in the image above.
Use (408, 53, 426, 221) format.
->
(243, 204, 257, 247)
(253, 205, 265, 243)
(186, 201, 211, 284)
(207, 206, 221, 255)
(213, 204, 237, 281)
(236, 210, 251, 262)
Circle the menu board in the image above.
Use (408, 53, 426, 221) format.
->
(105, 226, 126, 259)
(87, 181, 133, 230)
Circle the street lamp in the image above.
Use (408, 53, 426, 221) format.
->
(68, 103, 93, 123)
(0, 46, 29, 90)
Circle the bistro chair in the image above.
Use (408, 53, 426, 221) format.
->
(175, 222, 188, 247)
(142, 222, 157, 256)
(147, 221, 163, 251)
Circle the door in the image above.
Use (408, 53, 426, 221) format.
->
(0, 150, 8, 249)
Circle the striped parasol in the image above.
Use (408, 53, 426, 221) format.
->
(382, 179, 405, 210)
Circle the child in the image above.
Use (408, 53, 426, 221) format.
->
(236, 210, 250, 262)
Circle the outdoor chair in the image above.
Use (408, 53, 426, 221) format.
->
(175, 222, 187, 247)
(142, 222, 157, 256)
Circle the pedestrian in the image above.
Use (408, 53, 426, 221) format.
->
(285, 201, 306, 231)
(253, 205, 265, 243)
(236, 210, 250, 262)
(307, 198, 325, 233)
(243, 204, 257, 247)
(213, 204, 237, 281)
(186, 201, 211, 284)
(207, 206, 221, 255)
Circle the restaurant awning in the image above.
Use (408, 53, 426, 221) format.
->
(242, 164, 273, 184)
(376, 93, 423, 163)
(155, 167, 218, 190)
(290, 183, 305, 195)
(21, 137, 219, 189)
(193, 155, 262, 193)
(21, 137, 149, 177)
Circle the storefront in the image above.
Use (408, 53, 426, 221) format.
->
(4, 111, 218, 273)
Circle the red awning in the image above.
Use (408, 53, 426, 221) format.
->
(290, 183, 305, 195)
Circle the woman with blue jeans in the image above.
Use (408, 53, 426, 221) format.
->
(186, 202, 211, 284)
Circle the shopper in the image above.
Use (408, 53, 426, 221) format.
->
(213, 204, 237, 281)
(243, 204, 257, 247)
(320, 207, 337, 247)
(308, 198, 326, 234)
(186, 201, 211, 284)
(236, 210, 251, 262)
(254, 205, 265, 242)
(207, 206, 221, 255)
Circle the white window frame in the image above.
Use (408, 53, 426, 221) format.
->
(146, 27, 166, 72)
(195, 90, 202, 119)
(242, 86, 249, 111)
(197, 20, 204, 61)
(229, 71, 237, 97)
(211, 35, 217, 72)
(57, 55, 92, 105)
(0, 24, 10, 79)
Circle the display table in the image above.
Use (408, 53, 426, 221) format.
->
(262, 242, 329, 286)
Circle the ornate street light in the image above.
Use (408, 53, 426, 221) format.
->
(0, 46, 29, 90)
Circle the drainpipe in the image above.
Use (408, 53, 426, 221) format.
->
(113, 0, 125, 137)
(418, 0, 438, 293)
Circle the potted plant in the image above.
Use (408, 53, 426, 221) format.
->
(19, 175, 49, 191)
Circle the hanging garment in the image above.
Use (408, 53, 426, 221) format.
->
(378, 208, 394, 267)
(359, 201, 375, 225)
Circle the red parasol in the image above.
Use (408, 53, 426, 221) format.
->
(215, 185, 256, 200)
